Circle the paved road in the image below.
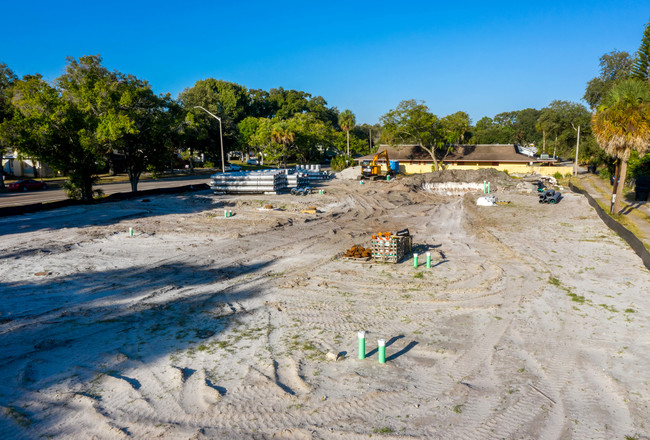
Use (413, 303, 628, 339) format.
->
(0, 174, 212, 208)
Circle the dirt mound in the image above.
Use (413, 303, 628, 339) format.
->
(334, 166, 361, 180)
(401, 169, 514, 190)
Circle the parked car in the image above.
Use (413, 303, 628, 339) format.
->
(223, 163, 241, 172)
(8, 179, 48, 192)
(246, 158, 259, 165)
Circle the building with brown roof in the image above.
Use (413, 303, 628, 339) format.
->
(355, 144, 572, 176)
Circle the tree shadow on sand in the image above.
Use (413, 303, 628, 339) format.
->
(0, 258, 273, 430)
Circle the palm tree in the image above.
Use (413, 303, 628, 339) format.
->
(338, 110, 355, 157)
(270, 121, 294, 169)
(591, 78, 650, 213)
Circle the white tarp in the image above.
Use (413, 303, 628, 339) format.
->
(476, 196, 498, 206)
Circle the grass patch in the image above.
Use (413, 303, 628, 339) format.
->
(575, 177, 650, 249)
(549, 277, 561, 287)
(452, 404, 463, 414)
(567, 293, 586, 304)
(599, 304, 618, 313)
(624, 308, 636, 313)
(413, 272, 424, 279)
(373, 427, 394, 434)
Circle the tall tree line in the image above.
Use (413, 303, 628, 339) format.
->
(0, 56, 372, 199)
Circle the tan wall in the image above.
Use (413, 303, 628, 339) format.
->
(399, 163, 574, 177)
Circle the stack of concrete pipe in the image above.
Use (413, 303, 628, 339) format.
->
(210, 170, 288, 194)
(285, 172, 310, 189)
(295, 165, 330, 181)
(539, 188, 562, 204)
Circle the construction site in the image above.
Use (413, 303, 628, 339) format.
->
(0, 168, 649, 439)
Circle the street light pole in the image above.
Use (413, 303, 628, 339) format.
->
(194, 106, 225, 173)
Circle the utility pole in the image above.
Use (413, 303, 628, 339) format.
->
(573, 125, 580, 176)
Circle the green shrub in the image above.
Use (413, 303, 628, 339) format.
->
(330, 155, 351, 171)
(599, 167, 612, 180)
(553, 172, 563, 180)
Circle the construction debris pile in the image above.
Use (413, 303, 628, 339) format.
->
(344, 245, 372, 259)
(210, 170, 288, 194)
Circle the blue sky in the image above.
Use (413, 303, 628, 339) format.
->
(3, 1, 649, 124)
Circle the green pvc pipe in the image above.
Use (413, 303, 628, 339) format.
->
(483, 180, 486, 193)
(358, 331, 366, 360)
(413, 253, 419, 268)
(426, 252, 431, 268)
(378, 339, 386, 364)
(224, 210, 228, 218)
(488, 182, 491, 194)
(129, 227, 133, 237)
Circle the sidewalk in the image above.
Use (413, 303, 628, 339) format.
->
(575, 173, 650, 248)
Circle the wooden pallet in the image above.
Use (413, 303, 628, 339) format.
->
(342, 256, 372, 263)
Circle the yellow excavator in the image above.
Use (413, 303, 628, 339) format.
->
(359, 150, 395, 180)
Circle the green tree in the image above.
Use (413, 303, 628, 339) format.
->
(512, 108, 542, 146)
(338, 109, 356, 157)
(380, 100, 445, 170)
(468, 115, 514, 144)
(179, 79, 249, 162)
(536, 101, 591, 159)
(584, 50, 633, 110)
(535, 110, 559, 154)
(0, 62, 17, 189)
(490, 109, 542, 146)
(441, 111, 470, 145)
(352, 123, 381, 155)
(97, 74, 172, 191)
(247, 88, 272, 118)
(591, 78, 650, 213)
(270, 121, 295, 168)
(631, 21, 650, 82)
(1, 56, 123, 200)
(238, 116, 262, 159)
(268, 87, 310, 119)
(1, 72, 105, 200)
(289, 113, 330, 164)
(331, 130, 367, 158)
(306, 95, 339, 126)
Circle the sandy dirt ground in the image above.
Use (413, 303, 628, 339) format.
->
(0, 170, 648, 439)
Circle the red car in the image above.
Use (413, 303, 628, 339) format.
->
(8, 180, 48, 192)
